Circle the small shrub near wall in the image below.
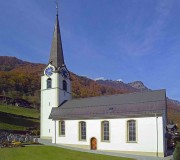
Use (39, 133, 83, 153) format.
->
(173, 142, 180, 160)
(11, 141, 23, 147)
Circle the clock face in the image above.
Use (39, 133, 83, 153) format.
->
(45, 65, 54, 77)
(61, 68, 69, 79)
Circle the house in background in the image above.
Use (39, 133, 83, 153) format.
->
(40, 6, 167, 157)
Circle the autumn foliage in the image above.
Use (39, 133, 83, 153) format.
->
(0, 56, 180, 127)
(0, 56, 127, 107)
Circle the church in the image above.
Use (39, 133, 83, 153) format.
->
(40, 7, 167, 157)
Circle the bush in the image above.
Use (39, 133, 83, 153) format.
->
(174, 137, 180, 146)
(1, 141, 24, 148)
(173, 142, 180, 160)
(11, 141, 22, 147)
(1, 141, 12, 148)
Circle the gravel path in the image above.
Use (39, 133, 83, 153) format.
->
(38, 139, 173, 160)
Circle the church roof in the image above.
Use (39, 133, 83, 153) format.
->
(49, 12, 64, 68)
(49, 89, 167, 120)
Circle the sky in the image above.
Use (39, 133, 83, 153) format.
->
(0, 0, 180, 101)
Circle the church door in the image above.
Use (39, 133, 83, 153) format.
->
(91, 137, 97, 150)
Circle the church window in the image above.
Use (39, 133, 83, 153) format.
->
(127, 120, 136, 142)
(101, 121, 109, 141)
(47, 78, 52, 89)
(63, 80, 67, 91)
(59, 121, 65, 136)
(79, 121, 86, 141)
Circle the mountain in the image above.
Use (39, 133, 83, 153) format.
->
(95, 80, 138, 92)
(0, 56, 25, 71)
(0, 56, 126, 106)
(0, 56, 180, 126)
(128, 81, 149, 91)
(96, 79, 180, 106)
(168, 98, 180, 105)
(95, 80, 150, 92)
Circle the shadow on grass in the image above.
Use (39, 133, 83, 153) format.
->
(0, 111, 39, 128)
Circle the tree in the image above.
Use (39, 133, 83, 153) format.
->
(173, 142, 180, 160)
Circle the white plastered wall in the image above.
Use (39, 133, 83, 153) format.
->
(40, 72, 71, 138)
(52, 117, 165, 155)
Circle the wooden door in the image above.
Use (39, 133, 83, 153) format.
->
(91, 137, 97, 150)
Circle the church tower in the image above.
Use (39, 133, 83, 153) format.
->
(40, 6, 72, 139)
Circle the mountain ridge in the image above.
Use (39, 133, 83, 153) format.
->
(1, 56, 180, 104)
(0, 56, 180, 126)
(96, 79, 180, 105)
(0, 56, 127, 104)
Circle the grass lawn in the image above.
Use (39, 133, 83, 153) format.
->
(0, 104, 39, 131)
(0, 122, 26, 130)
(0, 104, 39, 118)
(0, 146, 134, 160)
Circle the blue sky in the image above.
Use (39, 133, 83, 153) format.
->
(0, 0, 180, 101)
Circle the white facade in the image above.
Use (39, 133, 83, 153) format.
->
(40, 71, 71, 138)
(51, 116, 166, 157)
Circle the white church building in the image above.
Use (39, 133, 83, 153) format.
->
(40, 8, 167, 157)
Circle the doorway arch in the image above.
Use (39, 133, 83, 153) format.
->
(90, 137, 97, 150)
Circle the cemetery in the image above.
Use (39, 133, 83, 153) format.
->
(0, 132, 39, 148)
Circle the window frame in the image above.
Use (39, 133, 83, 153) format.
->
(63, 80, 67, 91)
(127, 119, 137, 143)
(47, 78, 52, 89)
(59, 121, 65, 136)
(79, 121, 86, 141)
(101, 121, 110, 142)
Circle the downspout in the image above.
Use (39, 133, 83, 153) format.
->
(155, 113, 158, 157)
(55, 120, 56, 144)
(165, 93, 168, 156)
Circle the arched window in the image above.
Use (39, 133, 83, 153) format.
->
(59, 121, 65, 136)
(127, 120, 136, 142)
(63, 80, 67, 91)
(79, 121, 86, 140)
(101, 121, 109, 141)
(47, 78, 52, 89)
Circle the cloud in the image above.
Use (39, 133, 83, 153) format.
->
(116, 79, 123, 82)
(94, 77, 106, 81)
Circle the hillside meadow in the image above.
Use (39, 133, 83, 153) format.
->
(0, 104, 39, 131)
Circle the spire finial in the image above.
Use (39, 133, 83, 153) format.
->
(56, 0, 59, 16)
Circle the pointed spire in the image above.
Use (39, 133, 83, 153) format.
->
(56, 0, 58, 16)
(49, 2, 65, 69)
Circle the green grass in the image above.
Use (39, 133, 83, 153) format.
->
(0, 104, 39, 118)
(0, 122, 26, 130)
(0, 104, 40, 131)
(0, 146, 134, 160)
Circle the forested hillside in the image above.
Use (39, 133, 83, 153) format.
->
(0, 56, 127, 107)
(0, 56, 180, 126)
